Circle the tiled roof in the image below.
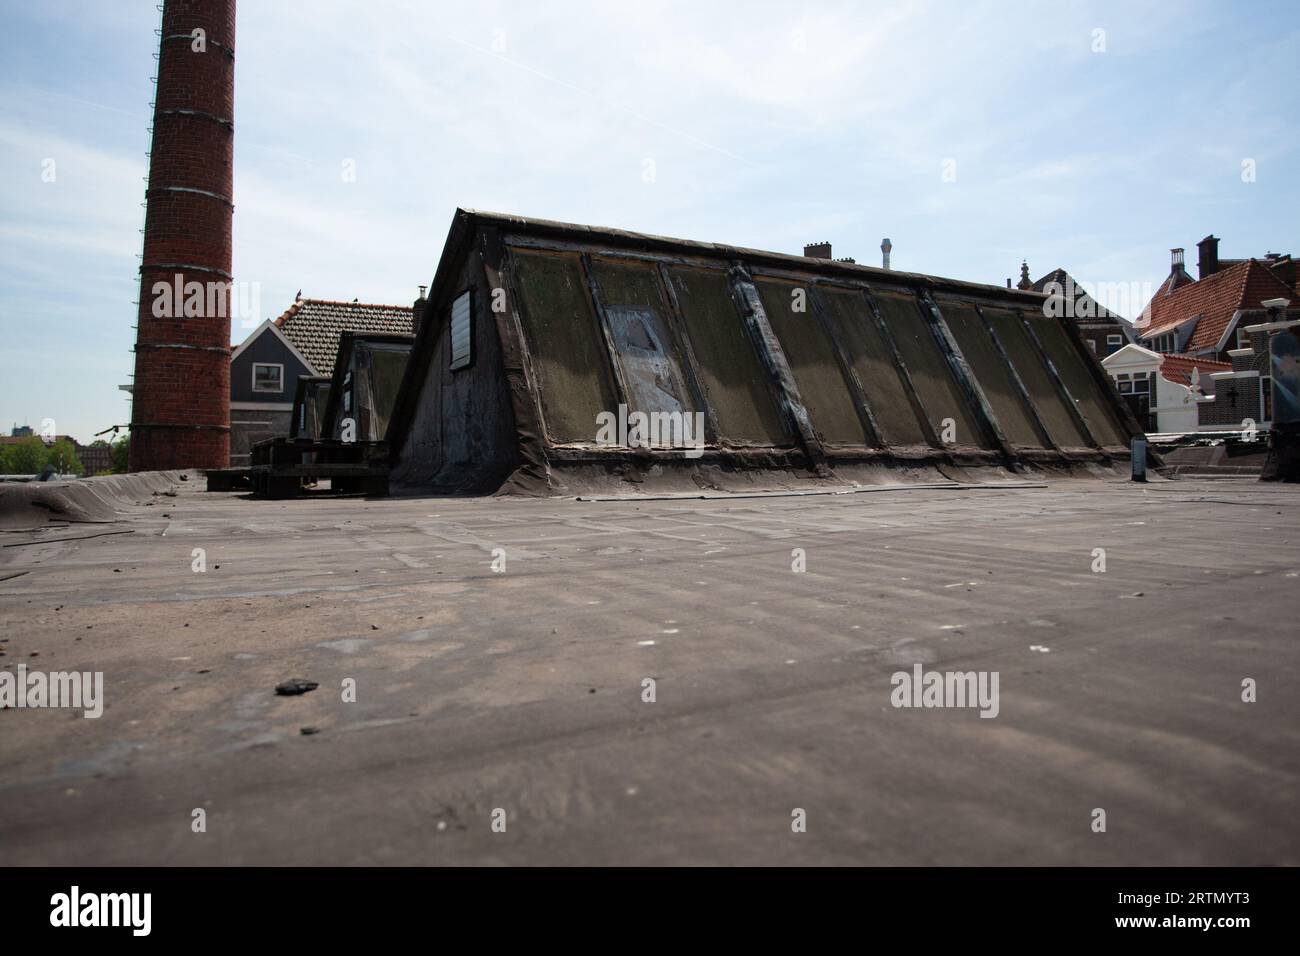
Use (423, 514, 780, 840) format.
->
(274, 298, 413, 375)
(1137, 259, 1294, 353)
(1152, 264, 1195, 300)
(1266, 255, 1297, 294)
(1158, 352, 1231, 389)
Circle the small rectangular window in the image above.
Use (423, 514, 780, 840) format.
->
(1107, 334, 1122, 345)
(450, 290, 473, 371)
(252, 363, 283, 393)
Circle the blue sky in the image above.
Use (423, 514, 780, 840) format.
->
(1, 0, 1297, 442)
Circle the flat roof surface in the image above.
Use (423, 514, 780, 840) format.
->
(1, 477, 1297, 864)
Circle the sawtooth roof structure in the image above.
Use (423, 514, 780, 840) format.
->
(289, 375, 332, 440)
(320, 332, 414, 443)
(387, 210, 1145, 495)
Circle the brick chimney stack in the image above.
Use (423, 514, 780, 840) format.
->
(1197, 235, 1220, 280)
(129, 0, 236, 472)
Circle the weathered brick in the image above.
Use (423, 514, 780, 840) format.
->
(129, 0, 236, 471)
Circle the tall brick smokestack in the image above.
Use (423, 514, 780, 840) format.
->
(129, 0, 236, 471)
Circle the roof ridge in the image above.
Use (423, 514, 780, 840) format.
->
(1240, 257, 1294, 302)
(274, 300, 303, 328)
(296, 297, 412, 310)
(1163, 352, 1231, 367)
(1232, 258, 1254, 306)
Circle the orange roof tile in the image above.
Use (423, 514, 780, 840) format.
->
(1138, 260, 1294, 353)
(1158, 352, 1231, 388)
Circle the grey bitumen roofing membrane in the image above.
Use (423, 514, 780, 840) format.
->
(387, 210, 1144, 495)
(0, 472, 1296, 864)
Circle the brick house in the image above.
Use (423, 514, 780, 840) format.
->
(75, 442, 115, 476)
(229, 296, 414, 465)
(1200, 303, 1297, 430)
(1136, 238, 1294, 362)
(1134, 236, 1297, 431)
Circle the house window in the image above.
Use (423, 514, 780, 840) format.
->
(1106, 334, 1123, 355)
(450, 290, 473, 371)
(1114, 372, 1152, 396)
(1261, 376, 1273, 422)
(252, 363, 284, 393)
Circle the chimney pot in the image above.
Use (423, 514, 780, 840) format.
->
(1171, 247, 1185, 268)
(412, 287, 429, 339)
(881, 238, 892, 270)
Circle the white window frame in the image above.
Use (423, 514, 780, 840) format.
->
(251, 362, 284, 394)
(1107, 334, 1123, 346)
